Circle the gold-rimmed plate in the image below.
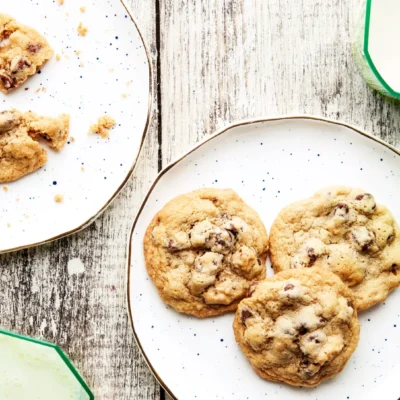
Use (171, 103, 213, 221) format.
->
(0, 0, 152, 253)
(127, 116, 400, 400)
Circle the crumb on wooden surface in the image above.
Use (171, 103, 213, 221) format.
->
(89, 116, 116, 139)
(77, 23, 88, 36)
(56, 54, 61, 61)
(3, 186, 8, 192)
(80, 6, 86, 12)
(54, 194, 64, 203)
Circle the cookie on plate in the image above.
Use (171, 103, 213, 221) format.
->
(0, 13, 53, 93)
(144, 188, 269, 317)
(269, 186, 400, 310)
(233, 267, 360, 387)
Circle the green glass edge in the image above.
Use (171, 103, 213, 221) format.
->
(363, 0, 400, 98)
(0, 329, 94, 400)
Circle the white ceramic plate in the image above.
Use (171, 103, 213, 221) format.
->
(128, 117, 400, 400)
(0, 0, 151, 253)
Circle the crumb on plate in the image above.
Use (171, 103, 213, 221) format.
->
(54, 194, 64, 203)
(3, 186, 8, 192)
(81, 166, 85, 172)
(77, 22, 88, 36)
(80, 6, 86, 12)
(56, 54, 61, 61)
(58, 0, 64, 4)
(7, 223, 11, 228)
(89, 115, 116, 139)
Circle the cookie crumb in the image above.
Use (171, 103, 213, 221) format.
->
(58, 0, 64, 4)
(3, 186, 8, 192)
(76, 50, 81, 56)
(54, 194, 64, 203)
(81, 166, 85, 172)
(126, 81, 132, 86)
(7, 223, 11, 228)
(108, 68, 114, 72)
(79, 61, 84, 67)
(77, 22, 88, 36)
(70, 136, 75, 143)
(89, 115, 116, 139)
(56, 54, 61, 61)
(121, 93, 128, 98)
(80, 6, 86, 12)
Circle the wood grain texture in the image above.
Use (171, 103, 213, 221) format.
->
(160, 0, 400, 167)
(2, 1, 400, 399)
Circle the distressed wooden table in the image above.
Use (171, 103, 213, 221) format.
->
(1, 0, 399, 399)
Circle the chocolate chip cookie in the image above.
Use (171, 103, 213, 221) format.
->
(0, 109, 70, 183)
(233, 267, 360, 387)
(144, 188, 269, 317)
(0, 13, 53, 93)
(269, 186, 400, 310)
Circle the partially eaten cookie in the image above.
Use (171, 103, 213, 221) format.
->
(0, 109, 70, 183)
(0, 13, 53, 93)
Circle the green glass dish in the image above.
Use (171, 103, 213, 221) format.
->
(353, 0, 400, 100)
(0, 329, 94, 400)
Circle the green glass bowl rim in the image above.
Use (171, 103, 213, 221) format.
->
(363, 0, 400, 98)
(0, 329, 94, 400)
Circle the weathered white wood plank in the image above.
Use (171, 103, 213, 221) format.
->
(0, 0, 161, 398)
(160, 0, 400, 168)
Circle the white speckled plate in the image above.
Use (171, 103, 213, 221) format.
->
(128, 117, 400, 400)
(0, 0, 151, 253)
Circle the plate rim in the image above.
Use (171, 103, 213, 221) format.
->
(125, 115, 400, 400)
(0, 0, 154, 255)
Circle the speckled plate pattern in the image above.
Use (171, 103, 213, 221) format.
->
(128, 117, 400, 400)
(0, 0, 151, 253)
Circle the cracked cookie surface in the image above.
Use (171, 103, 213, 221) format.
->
(0, 109, 70, 183)
(233, 267, 360, 387)
(144, 188, 269, 317)
(0, 13, 53, 93)
(269, 186, 400, 310)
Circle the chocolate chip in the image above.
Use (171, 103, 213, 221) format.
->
(335, 202, 349, 217)
(247, 281, 259, 297)
(355, 193, 376, 211)
(27, 44, 41, 53)
(391, 264, 398, 276)
(388, 234, 395, 244)
(284, 284, 294, 291)
(10, 56, 31, 73)
(241, 309, 253, 325)
(299, 325, 308, 335)
(347, 299, 354, 309)
(308, 335, 320, 344)
(0, 72, 13, 89)
(307, 247, 317, 264)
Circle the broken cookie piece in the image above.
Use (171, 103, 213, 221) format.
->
(0, 14, 53, 93)
(89, 115, 116, 138)
(0, 109, 70, 183)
